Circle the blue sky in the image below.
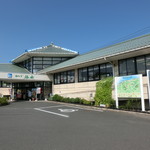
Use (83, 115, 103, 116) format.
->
(0, 0, 150, 63)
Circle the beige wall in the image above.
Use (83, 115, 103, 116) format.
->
(0, 88, 11, 96)
(53, 81, 97, 100)
(53, 76, 149, 101)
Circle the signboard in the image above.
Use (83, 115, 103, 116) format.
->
(116, 75, 141, 98)
(14, 74, 34, 79)
(115, 75, 145, 111)
(0, 72, 50, 81)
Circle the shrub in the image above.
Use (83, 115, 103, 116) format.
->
(119, 99, 141, 110)
(94, 77, 115, 107)
(52, 94, 63, 102)
(82, 99, 92, 105)
(0, 97, 9, 106)
(50, 94, 93, 106)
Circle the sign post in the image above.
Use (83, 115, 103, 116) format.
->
(115, 75, 145, 111)
(147, 70, 150, 107)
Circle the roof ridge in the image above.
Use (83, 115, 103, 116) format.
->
(49, 44, 78, 54)
(25, 43, 78, 54)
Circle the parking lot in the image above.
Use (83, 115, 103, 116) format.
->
(0, 101, 150, 150)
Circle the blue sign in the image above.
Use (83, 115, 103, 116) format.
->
(8, 73, 12, 78)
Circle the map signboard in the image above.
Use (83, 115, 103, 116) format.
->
(116, 75, 141, 98)
(115, 74, 145, 111)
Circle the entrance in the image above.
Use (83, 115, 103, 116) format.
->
(13, 81, 52, 100)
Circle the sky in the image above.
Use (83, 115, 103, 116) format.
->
(0, 0, 150, 63)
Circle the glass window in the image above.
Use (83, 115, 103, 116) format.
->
(106, 63, 113, 77)
(62, 58, 68, 61)
(82, 68, 88, 81)
(119, 60, 127, 76)
(44, 82, 51, 87)
(100, 64, 106, 75)
(54, 73, 61, 84)
(54, 70, 75, 84)
(60, 73, 64, 83)
(33, 57, 42, 61)
(43, 65, 51, 68)
(88, 67, 94, 81)
(53, 58, 61, 61)
(63, 72, 67, 83)
(2, 82, 11, 87)
(93, 65, 100, 80)
(127, 58, 135, 75)
(43, 61, 52, 64)
(100, 64, 107, 79)
(43, 57, 52, 61)
(33, 61, 42, 64)
(54, 74, 58, 84)
(136, 56, 146, 75)
(78, 69, 82, 82)
(67, 70, 75, 83)
(33, 65, 43, 69)
(146, 55, 150, 70)
(53, 60, 61, 65)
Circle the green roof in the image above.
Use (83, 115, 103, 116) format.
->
(12, 44, 78, 63)
(0, 64, 31, 74)
(38, 34, 150, 74)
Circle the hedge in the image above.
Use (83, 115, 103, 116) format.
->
(0, 97, 9, 106)
(49, 94, 93, 106)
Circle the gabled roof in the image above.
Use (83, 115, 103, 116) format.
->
(0, 64, 31, 74)
(12, 44, 78, 63)
(38, 34, 150, 74)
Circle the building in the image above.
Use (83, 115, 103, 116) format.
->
(0, 43, 78, 100)
(0, 34, 150, 106)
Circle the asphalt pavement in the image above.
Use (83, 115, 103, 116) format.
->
(0, 101, 150, 150)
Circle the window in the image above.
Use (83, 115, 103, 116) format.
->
(43, 57, 52, 61)
(54, 73, 61, 84)
(106, 63, 113, 77)
(18, 57, 71, 73)
(119, 54, 150, 76)
(33, 57, 42, 61)
(127, 58, 135, 75)
(78, 63, 113, 82)
(43, 61, 52, 65)
(67, 70, 75, 83)
(54, 70, 75, 84)
(146, 55, 150, 70)
(136, 56, 146, 75)
(88, 67, 94, 81)
(78, 68, 88, 82)
(87, 65, 100, 81)
(60, 72, 67, 83)
(100, 64, 107, 79)
(93, 65, 100, 80)
(2, 81, 11, 87)
(119, 60, 127, 76)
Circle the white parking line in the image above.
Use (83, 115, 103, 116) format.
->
(34, 108, 69, 118)
(36, 105, 66, 109)
(66, 105, 103, 112)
